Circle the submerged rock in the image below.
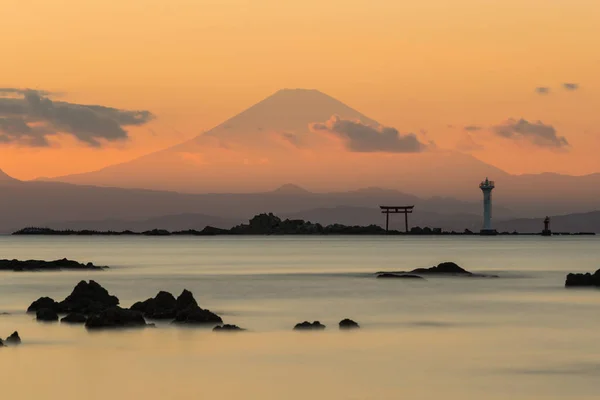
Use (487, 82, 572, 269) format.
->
(339, 319, 360, 330)
(61, 313, 88, 324)
(377, 273, 425, 279)
(213, 324, 245, 332)
(36, 308, 59, 322)
(59, 280, 119, 314)
(5, 331, 21, 345)
(85, 307, 147, 329)
(294, 321, 326, 331)
(565, 269, 600, 287)
(27, 297, 59, 313)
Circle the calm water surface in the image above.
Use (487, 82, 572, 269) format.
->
(1, 236, 599, 399)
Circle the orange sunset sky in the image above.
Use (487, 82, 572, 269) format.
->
(1, 0, 599, 181)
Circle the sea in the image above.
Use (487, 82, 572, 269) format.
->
(0, 235, 599, 400)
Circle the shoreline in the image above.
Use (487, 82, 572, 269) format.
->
(8, 230, 596, 237)
(9, 213, 597, 236)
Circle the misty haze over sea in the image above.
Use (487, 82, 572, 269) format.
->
(2, 235, 600, 399)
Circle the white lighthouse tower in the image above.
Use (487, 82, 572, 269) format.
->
(479, 178, 497, 235)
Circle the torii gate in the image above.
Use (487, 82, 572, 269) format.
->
(380, 206, 414, 233)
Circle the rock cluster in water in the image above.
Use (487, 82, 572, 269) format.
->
(132, 289, 222, 325)
(565, 269, 600, 287)
(27, 281, 364, 333)
(27, 281, 225, 329)
(0, 331, 21, 347)
(0, 258, 106, 272)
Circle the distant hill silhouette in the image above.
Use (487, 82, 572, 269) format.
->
(0, 168, 20, 183)
(1, 172, 506, 233)
(5, 161, 600, 233)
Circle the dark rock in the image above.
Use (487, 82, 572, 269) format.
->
(27, 297, 59, 313)
(85, 307, 147, 329)
(411, 262, 471, 275)
(408, 262, 498, 278)
(294, 321, 326, 331)
(565, 269, 600, 287)
(0, 258, 106, 271)
(61, 313, 88, 324)
(213, 324, 245, 332)
(173, 305, 223, 325)
(131, 291, 177, 319)
(36, 308, 59, 322)
(0, 339, 3, 347)
(339, 319, 360, 330)
(176, 289, 198, 311)
(59, 280, 119, 314)
(5, 331, 21, 345)
(377, 273, 425, 279)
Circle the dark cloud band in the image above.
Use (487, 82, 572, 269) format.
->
(310, 115, 427, 153)
(493, 118, 569, 149)
(0, 88, 154, 147)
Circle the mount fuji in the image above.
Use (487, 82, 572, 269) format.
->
(45, 89, 507, 198)
(39, 88, 600, 215)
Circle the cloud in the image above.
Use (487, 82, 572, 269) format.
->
(464, 125, 482, 131)
(535, 87, 550, 95)
(492, 118, 569, 149)
(310, 115, 427, 153)
(563, 83, 579, 91)
(0, 88, 154, 147)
